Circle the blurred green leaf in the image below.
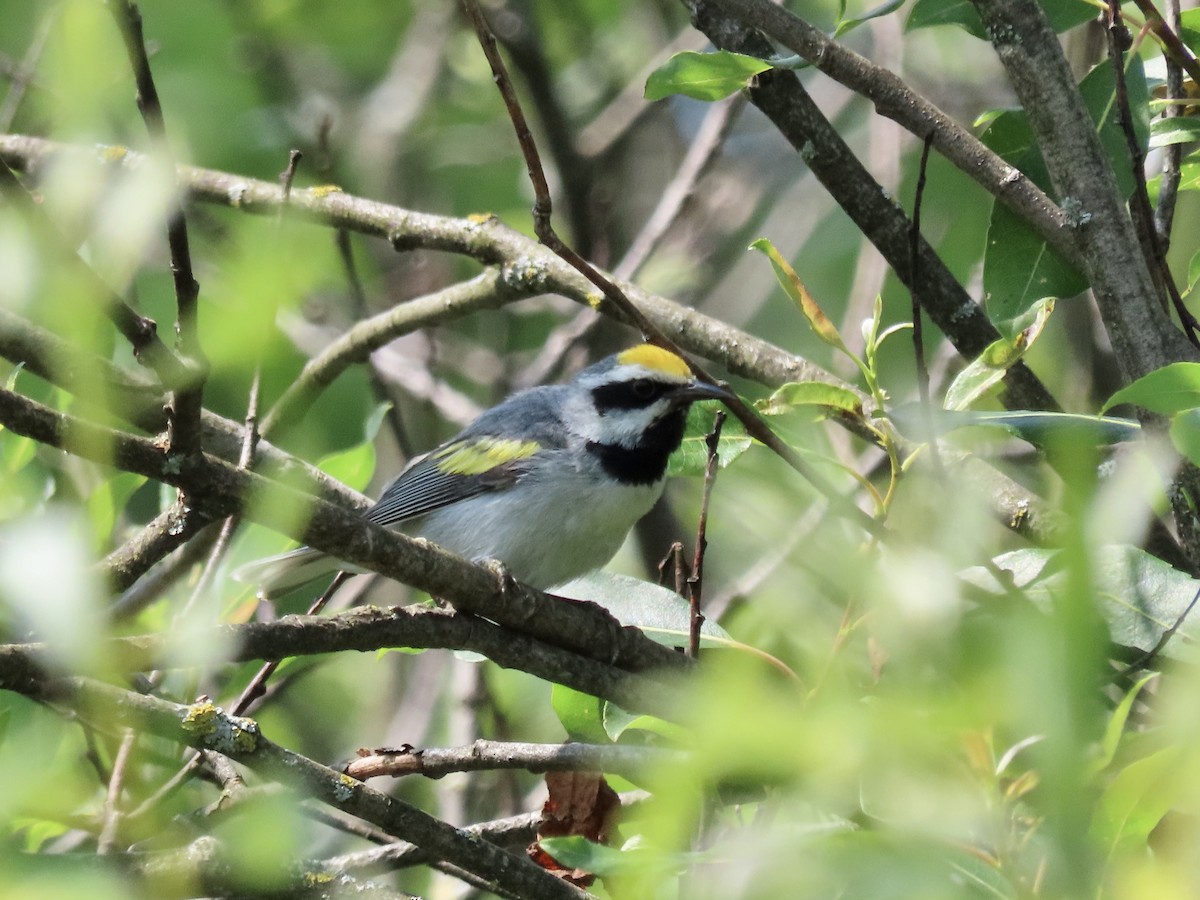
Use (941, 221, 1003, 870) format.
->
(1092, 672, 1159, 776)
(1169, 408, 1200, 466)
(963, 545, 1200, 657)
(1090, 747, 1180, 854)
(1102, 362, 1200, 414)
(644, 50, 771, 102)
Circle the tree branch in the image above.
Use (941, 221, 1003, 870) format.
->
(0, 388, 691, 713)
(706, 0, 1082, 272)
(681, 0, 1060, 414)
(344, 740, 681, 783)
(970, 0, 1197, 379)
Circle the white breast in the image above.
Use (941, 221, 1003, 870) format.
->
(405, 459, 665, 590)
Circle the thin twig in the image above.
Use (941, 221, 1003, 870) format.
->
(231, 572, 351, 716)
(344, 739, 679, 782)
(911, 133, 934, 410)
(688, 412, 725, 657)
(1130, 0, 1200, 88)
(1118, 583, 1200, 678)
(279, 148, 302, 202)
(97, 729, 138, 853)
(461, 0, 892, 544)
(1153, 0, 1185, 247)
(108, 0, 207, 454)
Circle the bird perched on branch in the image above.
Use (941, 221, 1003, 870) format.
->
(234, 344, 734, 595)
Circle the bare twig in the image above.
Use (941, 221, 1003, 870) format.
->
(231, 572, 351, 716)
(688, 411, 725, 658)
(0, 133, 860, 402)
(108, 0, 207, 455)
(97, 729, 138, 853)
(1153, 0, 1185, 245)
(344, 740, 681, 783)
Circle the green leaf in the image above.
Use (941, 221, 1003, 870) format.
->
(1102, 362, 1200, 414)
(668, 401, 752, 477)
(644, 50, 771, 102)
(1147, 159, 1200, 204)
(1092, 672, 1159, 776)
(906, 0, 1095, 39)
(892, 408, 1139, 447)
(317, 440, 376, 492)
(314, 402, 389, 491)
(1169, 408, 1200, 466)
(1188, 248, 1200, 295)
(983, 204, 1086, 323)
(962, 545, 1200, 658)
(602, 703, 688, 743)
(834, 0, 905, 38)
(944, 299, 1054, 410)
(553, 572, 732, 650)
(981, 58, 1147, 322)
(538, 836, 689, 878)
(758, 381, 864, 417)
(1149, 116, 1200, 148)
(1090, 747, 1181, 854)
(749, 238, 848, 351)
(551, 684, 610, 744)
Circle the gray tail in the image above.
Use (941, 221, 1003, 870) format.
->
(231, 547, 347, 597)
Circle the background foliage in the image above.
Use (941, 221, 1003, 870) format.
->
(2, 0, 1200, 897)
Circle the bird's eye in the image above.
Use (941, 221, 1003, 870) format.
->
(631, 378, 657, 400)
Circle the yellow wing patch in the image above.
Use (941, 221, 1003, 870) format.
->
(433, 437, 541, 475)
(617, 344, 691, 379)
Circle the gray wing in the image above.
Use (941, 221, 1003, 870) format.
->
(366, 385, 571, 527)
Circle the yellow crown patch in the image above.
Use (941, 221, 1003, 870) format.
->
(617, 344, 691, 379)
(434, 438, 541, 475)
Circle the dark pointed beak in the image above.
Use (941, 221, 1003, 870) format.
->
(678, 378, 736, 404)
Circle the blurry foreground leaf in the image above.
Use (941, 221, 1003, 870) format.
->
(962, 545, 1200, 658)
(889, 407, 1140, 447)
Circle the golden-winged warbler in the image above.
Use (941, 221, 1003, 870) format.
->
(234, 344, 733, 595)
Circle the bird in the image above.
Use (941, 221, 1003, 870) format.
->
(233, 344, 734, 596)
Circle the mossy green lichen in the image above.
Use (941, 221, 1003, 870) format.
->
(180, 701, 259, 754)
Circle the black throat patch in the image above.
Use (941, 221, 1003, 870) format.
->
(586, 407, 689, 486)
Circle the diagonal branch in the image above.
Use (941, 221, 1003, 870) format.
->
(706, 0, 1081, 272)
(681, 0, 1061, 415)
